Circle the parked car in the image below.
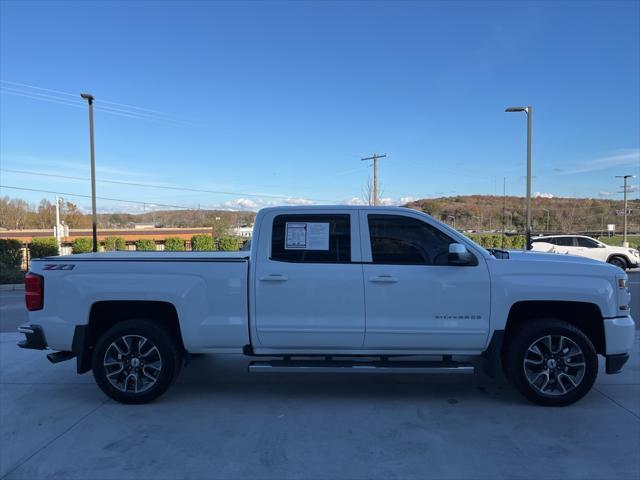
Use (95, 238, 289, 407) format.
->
(18, 206, 635, 406)
(530, 235, 639, 270)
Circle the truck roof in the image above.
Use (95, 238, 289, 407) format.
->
(258, 205, 416, 213)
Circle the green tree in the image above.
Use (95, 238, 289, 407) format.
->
(29, 237, 58, 258)
(191, 234, 214, 251)
(164, 237, 185, 251)
(135, 239, 157, 251)
(72, 237, 94, 254)
(217, 236, 240, 251)
(103, 236, 127, 251)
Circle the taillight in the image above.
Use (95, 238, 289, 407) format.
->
(25, 273, 44, 311)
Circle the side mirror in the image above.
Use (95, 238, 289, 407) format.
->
(448, 243, 476, 266)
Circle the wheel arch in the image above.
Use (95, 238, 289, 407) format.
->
(73, 300, 185, 374)
(606, 254, 628, 269)
(502, 300, 605, 357)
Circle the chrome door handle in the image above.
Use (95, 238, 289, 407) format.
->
(369, 275, 398, 283)
(259, 274, 288, 282)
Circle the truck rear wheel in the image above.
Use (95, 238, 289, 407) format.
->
(504, 319, 598, 406)
(92, 319, 181, 404)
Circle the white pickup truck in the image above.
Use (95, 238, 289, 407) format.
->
(19, 206, 635, 406)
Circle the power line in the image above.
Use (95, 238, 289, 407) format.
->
(0, 88, 85, 110)
(0, 185, 192, 210)
(0, 168, 338, 202)
(0, 84, 204, 127)
(0, 80, 191, 120)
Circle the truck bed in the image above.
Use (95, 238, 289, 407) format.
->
(29, 251, 250, 353)
(42, 251, 249, 261)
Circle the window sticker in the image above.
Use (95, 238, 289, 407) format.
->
(285, 222, 307, 249)
(285, 222, 330, 250)
(307, 222, 330, 250)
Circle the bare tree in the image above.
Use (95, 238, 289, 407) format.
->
(361, 174, 384, 206)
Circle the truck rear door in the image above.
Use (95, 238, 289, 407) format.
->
(253, 209, 365, 349)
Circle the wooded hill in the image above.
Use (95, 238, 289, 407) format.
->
(2, 194, 639, 234)
(405, 195, 640, 233)
(0, 196, 256, 234)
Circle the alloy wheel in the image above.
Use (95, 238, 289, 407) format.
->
(103, 334, 163, 393)
(523, 335, 586, 396)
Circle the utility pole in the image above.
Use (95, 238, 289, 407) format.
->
(361, 153, 387, 206)
(616, 174, 636, 247)
(81, 93, 98, 252)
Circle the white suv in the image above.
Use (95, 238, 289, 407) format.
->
(530, 235, 640, 270)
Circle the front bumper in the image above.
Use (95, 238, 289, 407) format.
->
(17, 325, 47, 350)
(603, 316, 635, 376)
(605, 353, 630, 374)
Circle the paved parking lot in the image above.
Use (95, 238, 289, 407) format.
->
(1, 334, 639, 479)
(1, 272, 639, 479)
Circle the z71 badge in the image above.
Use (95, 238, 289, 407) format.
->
(42, 264, 75, 271)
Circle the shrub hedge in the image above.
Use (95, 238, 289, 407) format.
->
(29, 237, 58, 259)
(72, 237, 94, 254)
(191, 234, 214, 251)
(164, 237, 185, 251)
(103, 236, 127, 251)
(466, 234, 526, 250)
(217, 236, 240, 251)
(0, 269, 25, 284)
(135, 239, 157, 251)
(0, 239, 23, 271)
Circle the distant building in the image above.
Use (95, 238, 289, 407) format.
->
(230, 225, 253, 238)
(133, 223, 156, 230)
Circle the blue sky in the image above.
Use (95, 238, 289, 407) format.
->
(1, 0, 639, 212)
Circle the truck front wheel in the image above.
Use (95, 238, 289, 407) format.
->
(92, 319, 182, 404)
(504, 319, 598, 406)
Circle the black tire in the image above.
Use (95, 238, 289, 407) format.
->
(503, 319, 598, 406)
(92, 319, 182, 404)
(607, 256, 628, 270)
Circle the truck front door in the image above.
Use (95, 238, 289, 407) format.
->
(360, 211, 490, 351)
(253, 211, 365, 349)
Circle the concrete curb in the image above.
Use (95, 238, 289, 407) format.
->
(0, 284, 24, 291)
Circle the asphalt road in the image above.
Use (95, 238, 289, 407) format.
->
(0, 291, 26, 333)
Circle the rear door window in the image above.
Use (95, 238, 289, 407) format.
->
(271, 214, 351, 263)
(554, 237, 575, 247)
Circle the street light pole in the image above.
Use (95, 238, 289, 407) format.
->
(55, 196, 61, 255)
(506, 105, 533, 250)
(81, 93, 98, 252)
(616, 174, 636, 247)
